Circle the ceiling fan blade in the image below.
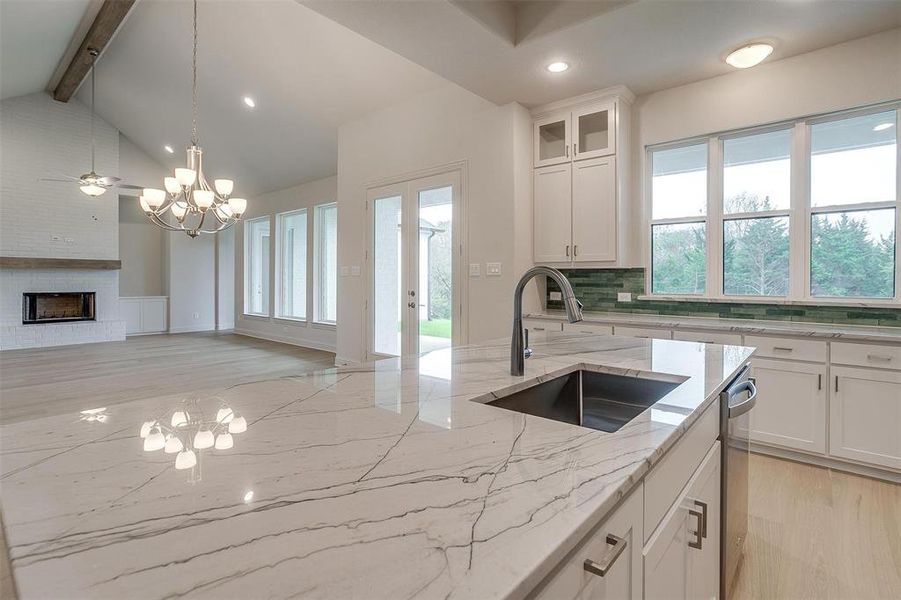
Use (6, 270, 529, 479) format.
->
(98, 176, 121, 185)
(115, 184, 144, 190)
(38, 177, 79, 183)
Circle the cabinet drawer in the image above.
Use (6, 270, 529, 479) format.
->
(643, 399, 719, 542)
(672, 330, 742, 345)
(614, 326, 672, 340)
(743, 335, 826, 363)
(563, 322, 614, 335)
(523, 319, 562, 342)
(531, 484, 643, 600)
(831, 342, 901, 370)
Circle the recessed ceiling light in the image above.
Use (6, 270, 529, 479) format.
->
(725, 43, 774, 69)
(164, 145, 174, 154)
(243, 96, 256, 108)
(873, 122, 894, 132)
(546, 61, 569, 73)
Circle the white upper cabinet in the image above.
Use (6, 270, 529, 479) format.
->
(534, 112, 572, 168)
(572, 156, 616, 262)
(573, 102, 616, 160)
(534, 163, 573, 263)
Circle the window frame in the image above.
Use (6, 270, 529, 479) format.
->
(313, 202, 338, 325)
(646, 101, 900, 305)
(243, 215, 272, 317)
(274, 208, 308, 321)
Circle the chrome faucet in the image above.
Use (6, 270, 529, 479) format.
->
(511, 266, 583, 376)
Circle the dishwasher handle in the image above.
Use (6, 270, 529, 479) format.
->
(725, 378, 757, 419)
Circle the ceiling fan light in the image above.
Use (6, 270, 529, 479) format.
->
(214, 179, 234, 196)
(164, 177, 181, 194)
(80, 183, 106, 197)
(193, 189, 214, 209)
(175, 168, 197, 187)
(228, 198, 247, 216)
(725, 43, 773, 69)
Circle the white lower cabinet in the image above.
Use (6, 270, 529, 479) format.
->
(119, 297, 168, 335)
(748, 358, 827, 455)
(531, 485, 643, 600)
(523, 318, 562, 342)
(830, 366, 901, 471)
(614, 325, 672, 339)
(563, 322, 613, 335)
(644, 441, 721, 600)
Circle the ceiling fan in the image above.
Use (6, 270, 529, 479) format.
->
(39, 47, 141, 197)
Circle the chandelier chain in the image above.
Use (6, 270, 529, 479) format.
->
(191, 0, 198, 145)
(90, 48, 97, 171)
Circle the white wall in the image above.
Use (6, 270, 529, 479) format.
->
(165, 232, 217, 333)
(0, 92, 124, 349)
(118, 134, 166, 297)
(234, 175, 338, 352)
(336, 83, 533, 363)
(631, 28, 901, 263)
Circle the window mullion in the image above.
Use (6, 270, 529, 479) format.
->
(790, 121, 808, 301)
(708, 137, 723, 299)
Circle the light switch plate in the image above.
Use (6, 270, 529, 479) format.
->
(617, 292, 632, 302)
(549, 291, 563, 301)
(340, 266, 350, 277)
(351, 265, 361, 276)
(486, 262, 502, 276)
(469, 264, 481, 277)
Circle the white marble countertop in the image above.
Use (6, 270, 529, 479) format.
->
(0, 334, 753, 599)
(528, 311, 901, 344)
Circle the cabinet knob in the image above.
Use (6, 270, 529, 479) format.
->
(583, 533, 628, 577)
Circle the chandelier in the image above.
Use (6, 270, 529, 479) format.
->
(140, 397, 248, 482)
(139, 0, 247, 237)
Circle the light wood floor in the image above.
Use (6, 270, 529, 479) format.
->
(732, 453, 901, 600)
(0, 332, 335, 424)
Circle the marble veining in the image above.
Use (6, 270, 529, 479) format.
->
(0, 335, 753, 599)
(531, 311, 901, 343)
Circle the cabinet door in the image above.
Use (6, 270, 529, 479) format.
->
(534, 163, 573, 263)
(119, 299, 142, 335)
(572, 157, 616, 263)
(644, 441, 720, 600)
(831, 366, 901, 470)
(573, 102, 616, 160)
(749, 358, 826, 455)
(523, 318, 562, 342)
(141, 298, 168, 333)
(613, 325, 672, 339)
(534, 112, 571, 167)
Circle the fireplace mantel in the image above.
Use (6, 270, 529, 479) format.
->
(0, 257, 121, 270)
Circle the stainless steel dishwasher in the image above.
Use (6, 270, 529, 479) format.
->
(720, 364, 757, 599)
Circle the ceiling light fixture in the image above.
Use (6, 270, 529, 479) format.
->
(546, 61, 569, 73)
(725, 43, 774, 69)
(164, 145, 174, 154)
(139, 0, 247, 238)
(873, 122, 894, 132)
(243, 96, 256, 108)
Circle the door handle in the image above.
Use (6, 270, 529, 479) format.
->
(688, 509, 704, 550)
(583, 534, 627, 577)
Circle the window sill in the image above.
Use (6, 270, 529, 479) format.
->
(638, 295, 900, 308)
(241, 313, 270, 320)
(311, 321, 337, 330)
(273, 316, 308, 326)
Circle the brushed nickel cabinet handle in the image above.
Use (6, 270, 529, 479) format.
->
(688, 509, 704, 550)
(574, 143, 578, 156)
(564, 144, 569, 158)
(693, 499, 708, 539)
(835, 375, 839, 393)
(573, 245, 578, 257)
(867, 354, 892, 362)
(565, 245, 570, 257)
(818, 374, 822, 391)
(773, 346, 794, 353)
(583, 534, 627, 577)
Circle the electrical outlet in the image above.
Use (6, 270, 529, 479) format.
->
(486, 262, 502, 276)
(549, 291, 563, 301)
(617, 292, 632, 302)
(50, 235, 61, 242)
(64, 237, 74, 244)
(193, 312, 200, 319)
(340, 266, 350, 277)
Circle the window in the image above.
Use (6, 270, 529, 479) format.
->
(809, 110, 896, 298)
(650, 142, 708, 294)
(276, 209, 307, 319)
(722, 129, 791, 296)
(648, 103, 899, 303)
(314, 202, 338, 323)
(244, 216, 270, 316)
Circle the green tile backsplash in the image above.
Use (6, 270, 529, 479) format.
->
(545, 268, 901, 327)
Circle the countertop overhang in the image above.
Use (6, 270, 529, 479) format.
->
(0, 334, 754, 599)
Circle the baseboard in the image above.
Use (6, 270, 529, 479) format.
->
(168, 324, 217, 334)
(216, 323, 235, 331)
(750, 442, 901, 484)
(233, 328, 336, 354)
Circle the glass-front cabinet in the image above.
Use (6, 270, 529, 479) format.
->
(534, 113, 571, 167)
(574, 102, 616, 160)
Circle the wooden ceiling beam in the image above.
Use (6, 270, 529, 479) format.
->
(52, 0, 137, 103)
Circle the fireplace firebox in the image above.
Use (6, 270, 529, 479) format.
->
(22, 292, 96, 325)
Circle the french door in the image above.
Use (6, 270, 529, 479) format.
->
(367, 171, 461, 359)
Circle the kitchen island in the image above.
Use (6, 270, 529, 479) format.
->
(0, 334, 753, 599)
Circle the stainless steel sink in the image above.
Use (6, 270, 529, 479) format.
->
(485, 370, 681, 433)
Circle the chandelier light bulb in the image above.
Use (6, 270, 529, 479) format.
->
(215, 204, 233, 220)
(139, 197, 152, 212)
(214, 433, 234, 450)
(214, 179, 234, 196)
(171, 410, 189, 427)
(139, 421, 155, 438)
(143, 188, 166, 208)
(228, 198, 247, 216)
(143, 430, 166, 452)
(164, 435, 184, 454)
(228, 416, 247, 434)
(164, 177, 181, 194)
(174, 168, 197, 187)
(193, 429, 215, 449)
(216, 407, 234, 424)
(175, 449, 197, 470)
(193, 189, 214, 209)
(80, 184, 106, 197)
(171, 201, 189, 220)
